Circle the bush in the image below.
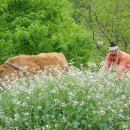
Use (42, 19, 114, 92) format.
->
(0, 66, 130, 129)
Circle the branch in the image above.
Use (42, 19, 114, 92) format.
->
(88, 0, 106, 55)
(93, 7, 111, 43)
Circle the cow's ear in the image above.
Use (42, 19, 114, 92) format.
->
(0, 68, 5, 73)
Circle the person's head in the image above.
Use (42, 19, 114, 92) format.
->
(109, 42, 119, 56)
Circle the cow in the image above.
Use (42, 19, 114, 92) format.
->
(0, 52, 68, 80)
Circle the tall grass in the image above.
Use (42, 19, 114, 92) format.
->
(0, 64, 130, 130)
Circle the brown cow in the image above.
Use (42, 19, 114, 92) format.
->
(0, 52, 68, 79)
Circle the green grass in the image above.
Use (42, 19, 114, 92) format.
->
(0, 65, 130, 130)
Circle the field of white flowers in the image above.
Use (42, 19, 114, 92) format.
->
(0, 63, 130, 130)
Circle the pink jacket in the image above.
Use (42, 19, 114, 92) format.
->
(105, 50, 130, 70)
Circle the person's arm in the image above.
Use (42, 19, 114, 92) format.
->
(116, 67, 124, 80)
(116, 58, 127, 80)
(99, 54, 112, 78)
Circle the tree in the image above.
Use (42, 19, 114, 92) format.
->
(70, 0, 130, 52)
(0, 0, 93, 66)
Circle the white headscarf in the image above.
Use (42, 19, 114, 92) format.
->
(109, 46, 118, 51)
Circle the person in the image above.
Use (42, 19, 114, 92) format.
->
(101, 42, 130, 80)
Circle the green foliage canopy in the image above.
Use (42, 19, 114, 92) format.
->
(0, 0, 93, 66)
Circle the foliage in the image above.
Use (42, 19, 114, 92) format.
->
(0, 65, 130, 129)
(0, 0, 93, 66)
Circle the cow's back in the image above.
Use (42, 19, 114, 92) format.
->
(37, 52, 68, 67)
(7, 55, 44, 67)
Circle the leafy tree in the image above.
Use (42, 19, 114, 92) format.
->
(0, 0, 93, 66)
(70, 0, 130, 54)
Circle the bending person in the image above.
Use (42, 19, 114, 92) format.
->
(101, 42, 130, 80)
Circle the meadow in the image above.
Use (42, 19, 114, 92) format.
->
(0, 63, 130, 130)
